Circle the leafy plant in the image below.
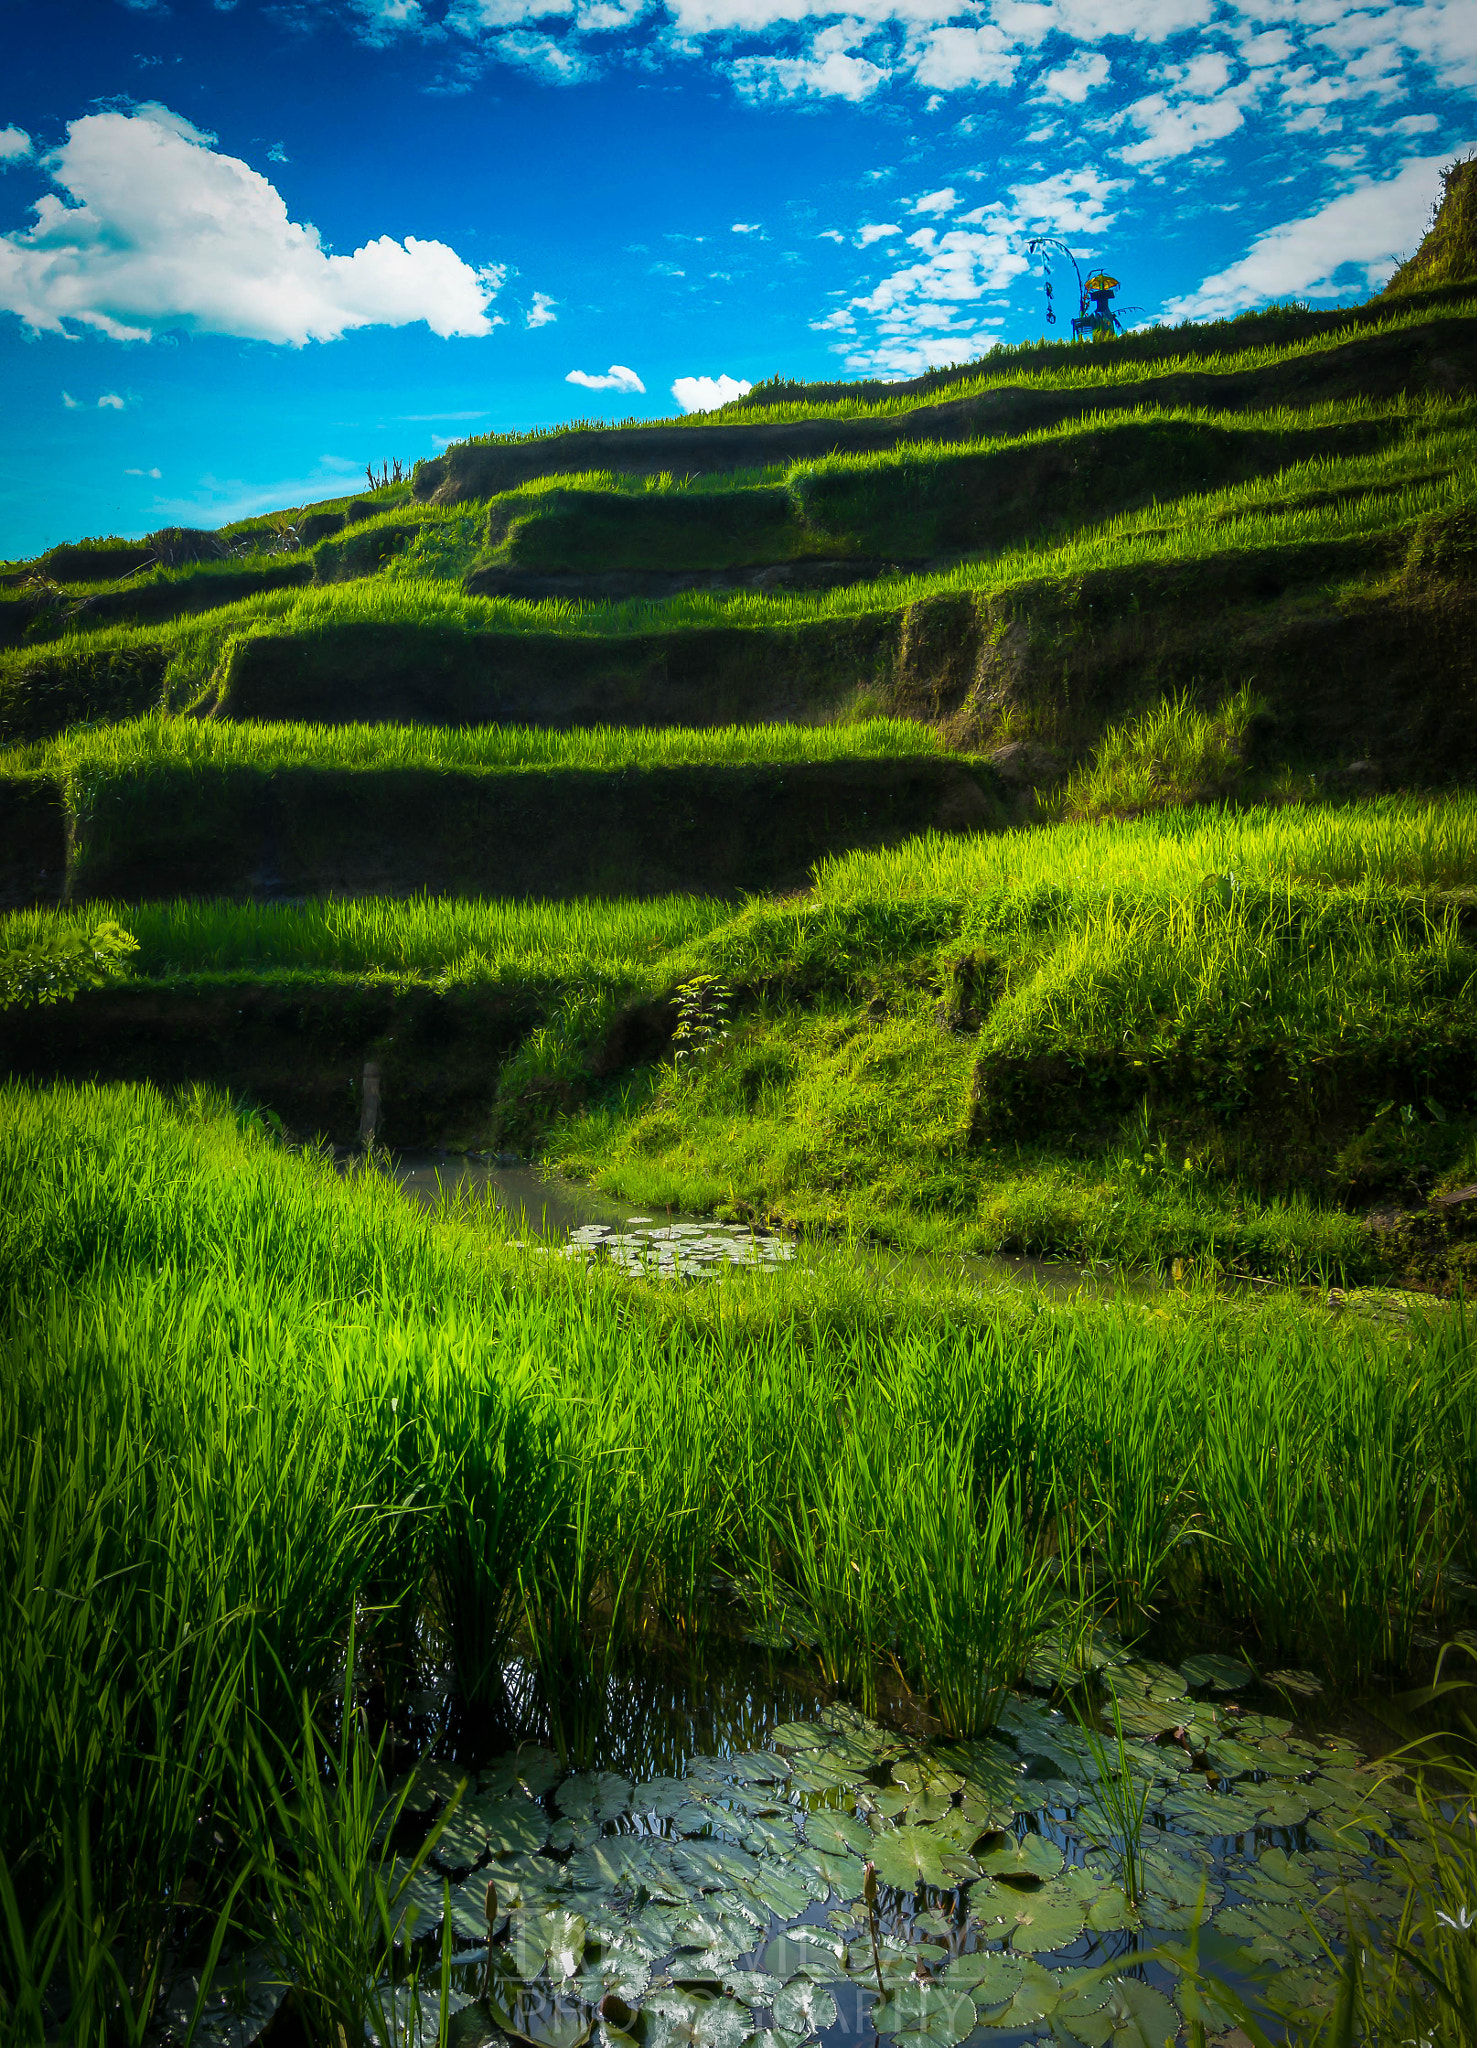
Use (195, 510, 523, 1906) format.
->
(0, 919, 136, 1008)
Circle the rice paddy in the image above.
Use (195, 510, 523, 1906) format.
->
(3, 1078, 1475, 2046)
(5, 260, 1477, 2048)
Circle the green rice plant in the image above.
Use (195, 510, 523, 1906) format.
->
(885, 1445, 1063, 1736)
(1057, 686, 1267, 819)
(769, 1436, 895, 1715)
(417, 1349, 561, 1715)
(1071, 1691, 1152, 1907)
(245, 1649, 460, 2048)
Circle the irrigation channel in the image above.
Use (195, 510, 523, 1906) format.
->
(164, 1640, 1409, 2048)
(384, 1153, 1105, 1295)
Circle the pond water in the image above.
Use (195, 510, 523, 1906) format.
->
(386, 1152, 1112, 1296)
(173, 1636, 1415, 2048)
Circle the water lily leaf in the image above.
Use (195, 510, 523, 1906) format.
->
(772, 1981, 838, 2036)
(752, 1864, 819, 1919)
(1179, 1654, 1253, 1692)
(567, 1840, 653, 1895)
(770, 1722, 829, 1751)
(729, 1751, 790, 1783)
(872, 1982, 977, 2046)
(762, 1930, 845, 1978)
(789, 1757, 865, 1794)
(645, 1991, 753, 2048)
(938, 1953, 1023, 2001)
(792, 1847, 866, 1901)
(671, 1957, 731, 1988)
(947, 1740, 1024, 1813)
(978, 1960, 1061, 2028)
(868, 1828, 952, 1893)
(805, 1809, 873, 1859)
(160, 1952, 286, 2048)
(557, 1774, 634, 1824)
(436, 1791, 549, 1870)
(623, 1907, 683, 1960)
(975, 1832, 1062, 1882)
(674, 1842, 763, 1895)
(489, 1986, 594, 2048)
(876, 1787, 956, 1827)
(551, 1818, 606, 1855)
(574, 1960, 652, 2007)
(1097, 1977, 1178, 2048)
(450, 1873, 505, 1940)
(1215, 1905, 1320, 1959)
(1123, 1660, 1189, 1703)
(1256, 1790, 1316, 1828)
(386, 1859, 446, 1943)
(890, 1761, 964, 1797)
(843, 1943, 916, 1987)
(483, 1750, 563, 1800)
(743, 1815, 801, 1858)
(395, 1762, 469, 1814)
(1266, 1669, 1323, 1698)
(998, 1878, 1086, 1954)
(749, 2033, 802, 2048)
(723, 1974, 782, 2007)
(511, 1908, 588, 1982)
(488, 1853, 570, 1912)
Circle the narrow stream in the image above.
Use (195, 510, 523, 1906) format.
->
(385, 1151, 1123, 1297)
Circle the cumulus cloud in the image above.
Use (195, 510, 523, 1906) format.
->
(911, 186, 958, 214)
(0, 126, 31, 164)
(909, 24, 1018, 91)
(526, 290, 558, 326)
(733, 25, 885, 101)
(857, 221, 902, 244)
(98, 392, 126, 408)
(823, 164, 1120, 375)
(732, 220, 762, 233)
(566, 363, 645, 390)
(125, 465, 163, 478)
(672, 373, 752, 411)
(1040, 51, 1109, 100)
(1161, 144, 1476, 319)
(0, 105, 504, 345)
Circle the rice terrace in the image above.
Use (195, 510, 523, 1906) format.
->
(7, 100, 1477, 2048)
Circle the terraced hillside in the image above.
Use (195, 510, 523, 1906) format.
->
(4, 173, 1477, 1287)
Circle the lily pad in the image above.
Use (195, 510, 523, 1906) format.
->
(805, 1808, 873, 1859)
(792, 1846, 867, 1901)
(975, 1832, 1063, 1883)
(761, 1931, 845, 1979)
(557, 1773, 634, 1824)
(160, 1952, 286, 2048)
(1179, 1653, 1253, 1692)
(938, 1953, 1024, 2001)
(722, 1973, 783, 2007)
(645, 1991, 754, 2048)
(510, 1908, 588, 1982)
(872, 1982, 977, 2047)
(483, 1749, 563, 1800)
(488, 1987, 594, 2048)
(772, 1981, 838, 2036)
(770, 1722, 830, 1751)
(996, 1877, 1087, 1954)
(868, 1827, 953, 1893)
(1095, 1977, 1178, 2048)
(977, 1959, 1062, 2028)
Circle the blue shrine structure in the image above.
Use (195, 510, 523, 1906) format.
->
(1072, 272, 1124, 341)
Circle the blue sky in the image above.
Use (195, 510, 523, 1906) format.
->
(0, 0, 1472, 558)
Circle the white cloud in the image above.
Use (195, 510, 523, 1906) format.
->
(566, 363, 646, 390)
(732, 220, 762, 232)
(1007, 164, 1123, 235)
(857, 220, 902, 244)
(490, 28, 592, 75)
(0, 125, 31, 164)
(62, 391, 80, 408)
(911, 185, 958, 214)
(267, 141, 289, 163)
(1040, 50, 1109, 99)
(1119, 72, 1260, 163)
(909, 24, 1018, 91)
(98, 392, 126, 408)
(125, 465, 162, 478)
(0, 105, 503, 345)
(526, 290, 558, 326)
(733, 25, 886, 101)
(818, 227, 846, 241)
(1161, 143, 1476, 320)
(1387, 111, 1440, 134)
(672, 372, 752, 411)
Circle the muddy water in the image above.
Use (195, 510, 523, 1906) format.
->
(386, 1151, 1119, 1297)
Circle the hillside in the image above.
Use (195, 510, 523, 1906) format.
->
(3, 166, 1477, 1289)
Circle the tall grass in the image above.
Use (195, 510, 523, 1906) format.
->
(2, 1077, 1472, 2025)
(4, 423, 1470, 710)
(0, 713, 944, 782)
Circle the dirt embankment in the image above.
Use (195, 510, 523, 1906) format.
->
(57, 756, 1005, 906)
(219, 614, 900, 728)
(0, 980, 544, 1149)
(415, 318, 1477, 502)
